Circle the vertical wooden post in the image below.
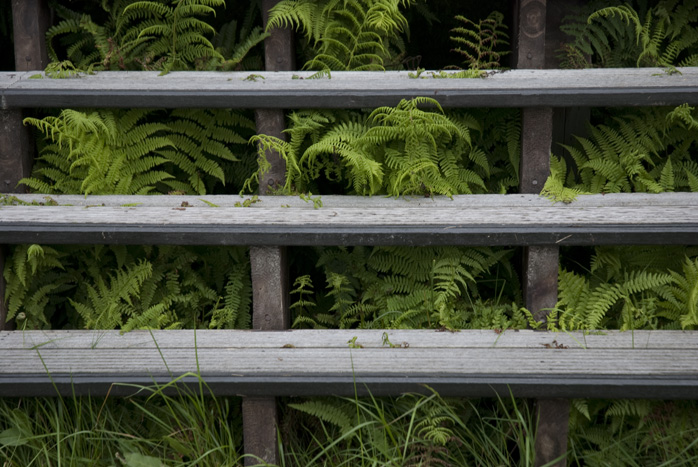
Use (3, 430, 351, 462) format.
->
(12, 0, 50, 71)
(243, 1, 294, 465)
(0, 248, 7, 331)
(0, 109, 33, 192)
(3, 0, 50, 330)
(514, 1, 570, 466)
(6, 0, 49, 190)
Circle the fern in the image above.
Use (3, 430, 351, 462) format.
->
(560, 1, 698, 68)
(289, 245, 517, 330)
(250, 99, 497, 197)
(450, 11, 509, 70)
(23, 108, 255, 195)
(660, 257, 698, 329)
(69, 260, 154, 329)
(268, 0, 413, 71)
(46, 0, 265, 72)
(549, 106, 698, 194)
(4, 244, 251, 330)
(123, 0, 226, 72)
(553, 245, 698, 331)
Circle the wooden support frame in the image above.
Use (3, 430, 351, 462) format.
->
(243, 1, 293, 464)
(515, 0, 569, 465)
(1, 1, 695, 464)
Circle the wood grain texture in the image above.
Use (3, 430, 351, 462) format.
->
(1, 194, 697, 246)
(242, 397, 278, 467)
(255, 109, 287, 194)
(3, 69, 697, 109)
(0, 110, 32, 192)
(246, 4, 292, 463)
(250, 247, 289, 330)
(520, 107, 553, 193)
(11, 0, 49, 71)
(1, 330, 696, 398)
(515, 0, 547, 69)
(4, 192, 695, 208)
(0, 248, 9, 330)
(535, 399, 570, 467)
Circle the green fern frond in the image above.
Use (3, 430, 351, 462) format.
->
(289, 399, 355, 436)
(450, 11, 509, 70)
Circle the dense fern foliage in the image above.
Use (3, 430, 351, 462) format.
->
(546, 105, 698, 196)
(46, 0, 267, 72)
(5, 243, 251, 331)
(5, 1, 263, 332)
(250, 100, 523, 330)
(568, 399, 698, 465)
(559, 0, 698, 68)
(250, 100, 519, 198)
(10, 106, 256, 330)
(22, 107, 256, 195)
(290, 245, 529, 330)
(267, 0, 413, 71)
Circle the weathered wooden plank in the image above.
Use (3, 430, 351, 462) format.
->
(260, 0, 295, 73)
(6, 192, 697, 208)
(1, 330, 697, 398)
(1, 202, 696, 246)
(3, 69, 697, 109)
(255, 109, 287, 193)
(524, 245, 559, 322)
(5, 329, 696, 350)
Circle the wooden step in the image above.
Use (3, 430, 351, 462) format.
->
(1, 193, 697, 246)
(2, 329, 696, 398)
(2, 68, 697, 109)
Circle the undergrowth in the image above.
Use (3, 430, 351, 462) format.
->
(0, 375, 245, 466)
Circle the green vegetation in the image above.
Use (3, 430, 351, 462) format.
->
(2, 0, 698, 465)
(0, 377, 245, 466)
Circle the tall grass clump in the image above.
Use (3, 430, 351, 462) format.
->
(279, 390, 540, 466)
(0, 375, 244, 466)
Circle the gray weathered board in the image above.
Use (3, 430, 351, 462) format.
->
(1, 329, 696, 398)
(1, 193, 697, 246)
(2, 68, 697, 109)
